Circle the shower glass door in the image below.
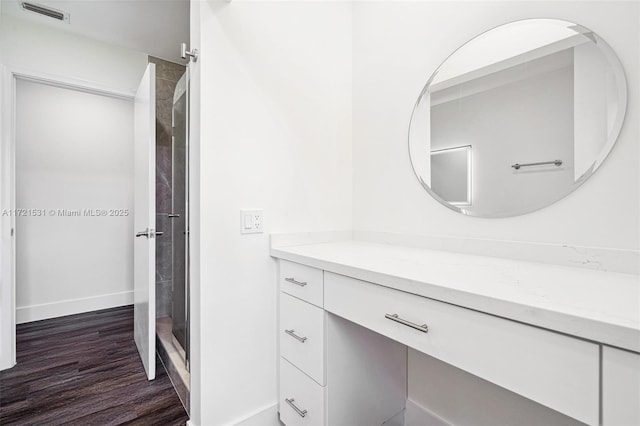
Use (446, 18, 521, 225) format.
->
(171, 72, 189, 368)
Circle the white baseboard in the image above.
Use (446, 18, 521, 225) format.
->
(405, 398, 451, 426)
(227, 400, 439, 426)
(186, 403, 278, 426)
(16, 290, 134, 324)
(233, 403, 280, 426)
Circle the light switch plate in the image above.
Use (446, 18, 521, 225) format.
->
(240, 209, 263, 234)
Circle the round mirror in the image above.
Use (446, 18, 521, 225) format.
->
(408, 19, 627, 217)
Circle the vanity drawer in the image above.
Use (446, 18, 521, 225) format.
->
(280, 356, 326, 426)
(280, 292, 325, 385)
(280, 260, 324, 307)
(324, 272, 600, 426)
(602, 346, 640, 425)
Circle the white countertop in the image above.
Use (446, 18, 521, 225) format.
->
(271, 240, 640, 352)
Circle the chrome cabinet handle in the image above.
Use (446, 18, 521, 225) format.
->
(168, 213, 180, 218)
(285, 398, 307, 418)
(285, 277, 307, 287)
(385, 313, 429, 333)
(285, 329, 307, 343)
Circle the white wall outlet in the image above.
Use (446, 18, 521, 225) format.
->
(240, 209, 263, 234)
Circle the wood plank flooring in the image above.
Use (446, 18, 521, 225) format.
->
(0, 306, 189, 425)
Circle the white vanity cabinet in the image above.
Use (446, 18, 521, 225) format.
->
(603, 346, 640, 425)
(278, 261, 326, 426)
(279, 356, 326, 426)
(324, 272, 600, 425)
(273, 241, 640, 426)
(278, 261, 407, 426)
(280, 292, 326, 385)
(280, 260, 324, 307)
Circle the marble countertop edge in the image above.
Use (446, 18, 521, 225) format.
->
(270, 241, 640, 353)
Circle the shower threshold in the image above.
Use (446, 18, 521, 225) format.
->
(157, 316, 190, 415)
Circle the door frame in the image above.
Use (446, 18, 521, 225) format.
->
(0, 66, 135, 370)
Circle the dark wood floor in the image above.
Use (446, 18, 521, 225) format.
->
(0, 306, 189, 426)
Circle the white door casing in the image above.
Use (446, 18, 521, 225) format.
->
(0, 67, 16, 371)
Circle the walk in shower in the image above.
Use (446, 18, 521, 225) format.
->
(151, 56, 190, 413)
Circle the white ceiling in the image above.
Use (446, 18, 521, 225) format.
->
(2, 0, 189, 63)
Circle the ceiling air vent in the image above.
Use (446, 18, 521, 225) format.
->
(21, 2, 69, 22)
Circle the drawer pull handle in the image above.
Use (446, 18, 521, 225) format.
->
(285, 398, 308, 417)
(285, 277, 307, 287)
(285, 329, 308, 343)
(385, 313, 429, 333)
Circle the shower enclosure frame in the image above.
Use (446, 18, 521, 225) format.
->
(170, 70, 190, 369)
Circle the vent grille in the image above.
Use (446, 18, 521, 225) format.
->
(21, 2, 68, 22)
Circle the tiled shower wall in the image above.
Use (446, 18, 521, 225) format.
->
(149, 56, 186, 318)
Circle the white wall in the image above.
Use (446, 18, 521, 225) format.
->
(1, 13, 148, 321)
(195, 1, 352, 424)
(0, 13, 147, 94)
(188, 0, 202, 423)
(407, 348, 584, 426)
(14, 79, 134, 323)
(190, 2, 638, 424)
(352, 0, 639, 250)
(352, 1, 639, 423)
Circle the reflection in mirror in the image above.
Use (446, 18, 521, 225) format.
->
(409, 19, 627, 217)
(431, 146, 472, 206)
